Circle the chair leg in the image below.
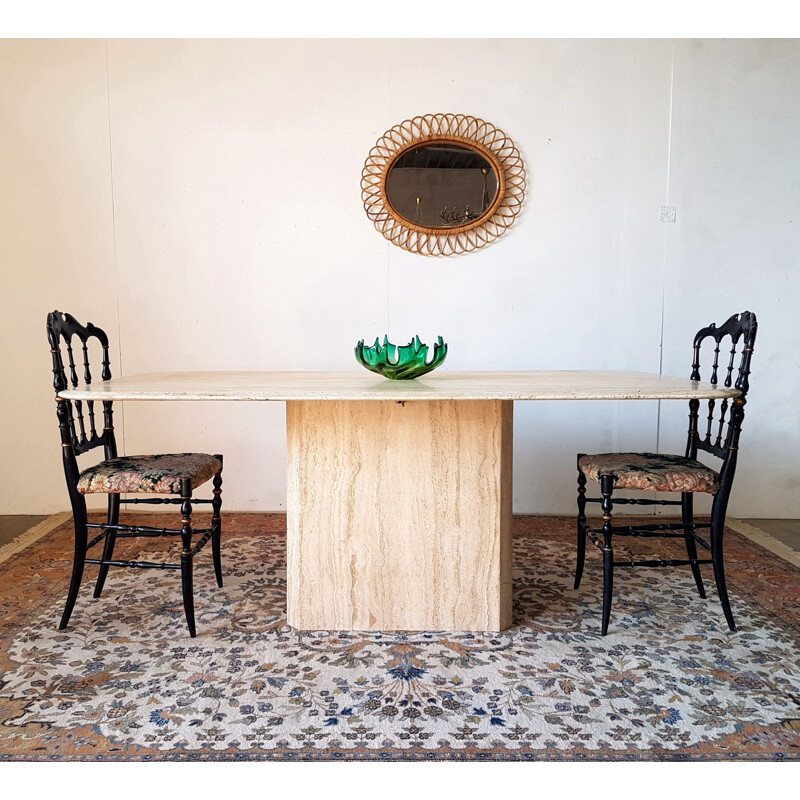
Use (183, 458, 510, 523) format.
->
(600, 474, 615, 636)
(211, 455, 223, 589)
(60, 497, 88, 630)
(179, 478, 197, 637)
(710, 508, 736, 632)
(574, 455, 587, 590)
(93, 493, 120, 598)
(681, 492, 706, 599)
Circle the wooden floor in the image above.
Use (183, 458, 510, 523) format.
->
(0, 515, 48, 547)
(1, 515, 799, 552)
(746, 519, 800, 553)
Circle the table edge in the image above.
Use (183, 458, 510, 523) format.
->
(57, 370, 742, 402)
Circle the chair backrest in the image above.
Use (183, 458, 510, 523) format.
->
(46, 311, 118, 473)
(685, 311, 757, 468)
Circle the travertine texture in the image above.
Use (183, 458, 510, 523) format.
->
(286, 399, 513, 631)
(59, 370, 740, 402)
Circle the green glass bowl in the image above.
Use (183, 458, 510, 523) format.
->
(355, 335, 448, 380)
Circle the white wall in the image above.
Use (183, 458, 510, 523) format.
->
(2, 39, 798, 517)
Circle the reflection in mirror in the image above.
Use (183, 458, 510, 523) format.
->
(361, 113, 526, 256)
(386, 143, 499, 229)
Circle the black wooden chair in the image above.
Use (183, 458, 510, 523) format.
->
(46, 310, 223, 637)
(574, 311, 757, 635)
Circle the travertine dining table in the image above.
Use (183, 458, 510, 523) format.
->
(61, 370, 739, 632)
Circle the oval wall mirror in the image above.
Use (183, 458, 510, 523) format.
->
(361, 113, 525, 256)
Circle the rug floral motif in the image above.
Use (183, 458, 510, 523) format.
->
(0, 513, 798, 761)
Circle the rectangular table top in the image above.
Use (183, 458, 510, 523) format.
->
(58, 370, 740, 402)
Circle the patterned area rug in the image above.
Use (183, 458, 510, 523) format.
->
(1, 513, 798, 761)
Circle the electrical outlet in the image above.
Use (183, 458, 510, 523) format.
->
(659, 206, 677, 223)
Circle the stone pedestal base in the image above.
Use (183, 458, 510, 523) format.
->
(286, 399, 513, 631)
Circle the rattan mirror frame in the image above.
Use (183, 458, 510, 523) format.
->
(361, 113, 526, 256)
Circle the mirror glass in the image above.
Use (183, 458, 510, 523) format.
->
(385, 143, 499, 229)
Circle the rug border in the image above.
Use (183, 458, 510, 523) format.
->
(5, 513, 797, 568)
(0, 749, 795, 762)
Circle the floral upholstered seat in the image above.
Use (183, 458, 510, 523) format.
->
(77, 453, 223, 495)
(578, 452, 719, 494)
